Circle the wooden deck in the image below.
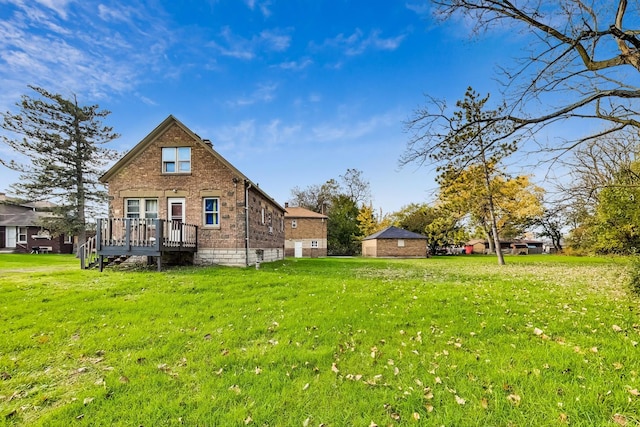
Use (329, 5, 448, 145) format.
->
(93, 218, 198, 271)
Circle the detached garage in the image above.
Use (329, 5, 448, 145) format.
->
(362, 226, 428, 258)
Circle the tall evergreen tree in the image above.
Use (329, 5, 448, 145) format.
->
(0, 86, 119, 251)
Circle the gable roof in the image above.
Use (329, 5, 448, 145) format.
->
(363, 226, 427, 240)
(100, 115, 284, 211)
(0, 205, 54, 226)
(284, 206, 328, 219)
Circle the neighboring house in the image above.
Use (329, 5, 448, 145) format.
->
(98, 115, 285, 268)
(466, 238, 543, 254)
(284, 204, 328, 257)
(362, 226, 428, 258)
(0, 193, 74, 254)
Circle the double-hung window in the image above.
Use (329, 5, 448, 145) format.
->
(203, 197, 220, 227)
(17, 227, 27, 243)
(125, 198, 158, 219)
(162, 147, 191, 173)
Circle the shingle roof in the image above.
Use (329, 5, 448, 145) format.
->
(284, 206, 328, 219)
(0, 211, 53, 226)
(363, 226, 427, 240)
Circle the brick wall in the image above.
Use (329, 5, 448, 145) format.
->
(364, 238, 427, 258)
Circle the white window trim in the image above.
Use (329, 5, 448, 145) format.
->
(291, 219, 297, 229)
(203, 197, 220, 228)
(17, 227, 27, 244)
(162, 147, 191, 173)
(125, 198, 158, 219)
(311, 240, 318, 248)
(398, 239, 405, 247)
(64, 234, 73, 244)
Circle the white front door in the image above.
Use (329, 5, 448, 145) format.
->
(167, 198, 185, 240)
(294, 241, 303, 258)
(6, 226, 16, 248)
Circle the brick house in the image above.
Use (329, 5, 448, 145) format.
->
(0, 194, 74, 254)
(362, 226, 428, 258)
(284, 204, 328, 257)
(465, 239, 544, 254)
(98, 115, 285, 267)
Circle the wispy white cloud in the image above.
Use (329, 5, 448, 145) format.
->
(405, 2, 429, 16)
(210, 26, 291, 59)
(245, 0, 271, 18)
(227, 82, 278, 107)
(317, 28, 406, 56)
(34, 0, 73, 19)
(311, 111, 399, 142)
(0, 0, 176, 103)
(277, 58, 313, 71)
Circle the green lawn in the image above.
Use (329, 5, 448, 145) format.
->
(0, 254, 639, 426)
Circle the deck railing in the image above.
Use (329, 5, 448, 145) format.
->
(79, 235, 98, 269)
(96, 218, 198, 252)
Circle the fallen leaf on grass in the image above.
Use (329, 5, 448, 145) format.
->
(613, 413, 627, 426)
(507, 394, 521, 405)
(455, 395, 466, 405)
(612, 325, 623, 332)
(425, 404, 434, 413)
(244, 415, 252, 424)
(628, 388, 640, 397)
(413, 412, 420, 420)
(331, 363, 339, 374)
(83, 397, 94, 405)
(229, 385, 241, 394)
(480, 398, 488, 409)
(302, 383, 309, 391)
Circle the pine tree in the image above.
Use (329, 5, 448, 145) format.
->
(0, 86, 119, 251)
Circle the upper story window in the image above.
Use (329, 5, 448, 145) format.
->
(162, 147, 191, 173)
(126, 198, 158, 219)
(203, 197, 220, 227)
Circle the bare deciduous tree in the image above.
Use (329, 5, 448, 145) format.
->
(426, 0, 640, 149)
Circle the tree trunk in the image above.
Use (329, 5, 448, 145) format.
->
(483, 165, 505, 265)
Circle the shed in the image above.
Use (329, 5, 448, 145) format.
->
(362, 226, 428, 258)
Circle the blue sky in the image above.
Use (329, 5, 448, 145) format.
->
(0, 0, 514, 213)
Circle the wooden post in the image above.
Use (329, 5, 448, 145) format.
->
(96, 219, 102, 251)
(125, 218, 131, 251)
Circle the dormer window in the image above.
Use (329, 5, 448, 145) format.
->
(162, 147, 191, 173)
